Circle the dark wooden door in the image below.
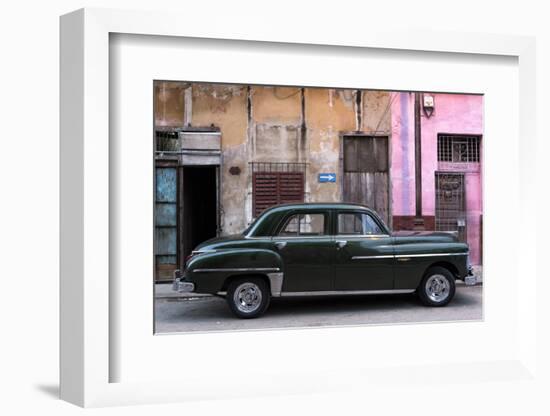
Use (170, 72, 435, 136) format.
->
(435, 172, 467, 242)
(342, 136, 390, 225)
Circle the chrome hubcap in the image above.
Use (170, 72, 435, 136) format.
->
(425, 274, 450, 302)
(233, 282, 262, 313)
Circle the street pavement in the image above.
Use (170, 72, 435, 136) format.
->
(154, 283, 482, 333)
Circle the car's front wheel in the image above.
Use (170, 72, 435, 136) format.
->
(417, 266, 456, 307)
(226, 277, 270, 319)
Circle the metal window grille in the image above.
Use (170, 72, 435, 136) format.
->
(437, 134, 481, 163)
(251, 162, 307, 217)
(155, 127, 222, 154)
(435, 172, 467, 243)
(155, 130, 180, 153)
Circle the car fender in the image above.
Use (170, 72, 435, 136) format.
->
(185, 248, 284, 295)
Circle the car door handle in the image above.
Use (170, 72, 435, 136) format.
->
(336, 240, 348, 249)
(274, 241, 287, 250)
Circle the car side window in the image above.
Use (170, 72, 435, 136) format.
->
(337, 212, 384, 235)
(279, 213, 326, 236)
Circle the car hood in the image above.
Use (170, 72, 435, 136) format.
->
(194, 234, 246, 250)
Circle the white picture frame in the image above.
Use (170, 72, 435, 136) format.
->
(60, 8, 538, 408)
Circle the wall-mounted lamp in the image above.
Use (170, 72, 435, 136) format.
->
(423, 94, 435, 118)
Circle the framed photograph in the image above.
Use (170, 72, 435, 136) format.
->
(60, 8, 538, 407)
(153, 81, 483, 331)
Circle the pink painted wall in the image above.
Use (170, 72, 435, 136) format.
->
(390, 92, 416, 216)
(391, 92, 484, 265)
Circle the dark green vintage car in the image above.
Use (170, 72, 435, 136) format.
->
(173, 203, 475, 318)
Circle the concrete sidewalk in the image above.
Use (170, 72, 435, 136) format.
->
(155, 284, 483, 333)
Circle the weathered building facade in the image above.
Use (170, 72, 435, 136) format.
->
(154, 82, 482, 281)
(154, 82, 392, 280)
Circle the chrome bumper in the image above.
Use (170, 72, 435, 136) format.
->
(464, 265, 476, 286)
(172, 270, 195, 293)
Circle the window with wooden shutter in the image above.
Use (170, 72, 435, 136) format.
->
(251, 162, 306, 217)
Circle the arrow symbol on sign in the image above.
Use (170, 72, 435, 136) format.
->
(319, 174, 336, 181)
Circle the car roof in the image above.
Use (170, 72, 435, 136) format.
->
(263, 202, 374, 212)
(245, 203, 386, 237)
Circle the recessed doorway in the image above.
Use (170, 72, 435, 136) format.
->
(154, 164, 219, 281)
(181, 166, 219, 262)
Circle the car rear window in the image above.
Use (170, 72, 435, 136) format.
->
(337, 212, 384, 235)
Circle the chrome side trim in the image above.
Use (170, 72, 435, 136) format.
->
(394, 253, 468, 258)
(193, 267, 280, 273)
(352, 255, 394, 260)
(270, 234, 391, 240)
(246, 234, 390, 240)
(267, 272, 284, 297)
(271, 235, 331, 240)
(280, 289, 415, 297)
(333, 234, 391, 238)
(352, 252, 467, 260)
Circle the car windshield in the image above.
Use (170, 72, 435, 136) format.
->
(241, 212, 265, 236)
(241, 221, 255, 236)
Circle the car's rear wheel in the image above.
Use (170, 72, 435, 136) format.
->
(417, 266, 456, 307)
(226, 277, 270, 319)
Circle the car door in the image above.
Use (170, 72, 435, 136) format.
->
(272, 210, 334, 292)
(332, 210, 394, 291)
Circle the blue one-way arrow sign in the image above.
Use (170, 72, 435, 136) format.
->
(318, 173, 336, 183)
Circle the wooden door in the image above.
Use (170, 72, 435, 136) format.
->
(342, 136, 390, 225)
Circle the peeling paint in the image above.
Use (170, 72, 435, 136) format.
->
(154, 81, 186, 127)
(337, 89, 355, 110)
(155, 82, 388, 234)
(363, 90, 392, 134)
(192, 84, 248, 148)
(220, 142, 249, 233)
(251, 86, 301, 124)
